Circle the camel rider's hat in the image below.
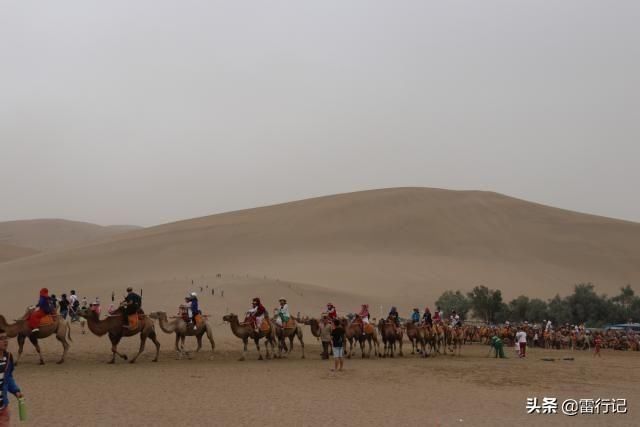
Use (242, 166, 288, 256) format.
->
(126, 287, 133, 292)
(279, 298, 286, 303)
(253, 297, 261, 305)
(40, 288, 49, 297)
(191, 292, 197, 298)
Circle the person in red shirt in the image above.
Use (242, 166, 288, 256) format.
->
(247, 298, 266, 333)
(593, 334, 602, 358)
(358, 304, 370, 325)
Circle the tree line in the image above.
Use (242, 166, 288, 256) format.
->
(435, 283, 639, 327)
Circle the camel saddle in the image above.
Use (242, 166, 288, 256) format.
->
(193, 314, 204, 328)
(39, 314, 56, 327)
(282, 319, 296, 329)
(364, 323, 375, 334)
(260, 318, 271, 332)
(127, 313, 144, 330)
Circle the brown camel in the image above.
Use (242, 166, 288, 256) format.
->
(405, 321, 422, 355)
(77, 307, 160, 363)
(377, 318, 403, 358)
(149, 311, 215, 359)
(445, 324, 464, 356)
(0, 309, 71, 365)
(341, 318, 379, 359)
(302, 318, 322, 339)
(273, 319, 305, 359)
(431, 323, 445, 354)
(222, 313, 277, 361)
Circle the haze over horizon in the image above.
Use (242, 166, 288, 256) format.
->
(2, 1, 639, 226)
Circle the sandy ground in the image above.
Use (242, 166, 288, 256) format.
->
(5, 321, 639, 427)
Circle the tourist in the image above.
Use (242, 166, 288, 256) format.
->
(69, 290, 80, 321)
(594, 334, 602, 358)
(422, 307, 432, 326)
(411, 308, 420, 324)
(189, 292, 200, 329)
(28, 288, 53, 335)
(247, 298, 266, 333)
(320, 315, 332, 360)
(0, 328, 24, 426)
(122, 287, 142, 329)
(516, 327, 527, 358)
(331, 318, 345, 371)
(358, 304, 370, 325)
(490, 335, 505, 358)
(59, 293, 70, 320)
(275, 298, 290, 328)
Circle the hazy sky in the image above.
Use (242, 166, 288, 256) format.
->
(1, 1, 638, 226)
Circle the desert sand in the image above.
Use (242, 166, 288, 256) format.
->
(5, 320, 639, 427)
(1, 188, 639, 426)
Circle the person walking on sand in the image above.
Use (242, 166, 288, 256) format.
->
(330, 318, 345, 372)
(594, 334, 602, 358)
(515, 327, 527, 358)
(0, 328, 24, 426)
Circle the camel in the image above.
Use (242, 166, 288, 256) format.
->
(0, 309, 71, 365)
(77, 307, 160, 363)
(341, 318, 379, 359)
(273, 319, 305, 359)
(445, 324, 464, 356)
(404, 321, 422, 355)
(149, 311, 215, 359)
(377, 318, 403, 358)
(302, 318, 322, 339)
(222, 313, 277, 361)
(431, 323, 445, 354)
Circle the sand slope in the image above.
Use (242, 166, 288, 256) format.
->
(0, 188, 639, 313)
(0, 243, 40, 264)
(0, 219, 142, 251)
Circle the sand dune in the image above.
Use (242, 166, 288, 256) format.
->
(0, 243, 40, 264)
(0, 218, 142, 251)
(1, 188, 639, 314)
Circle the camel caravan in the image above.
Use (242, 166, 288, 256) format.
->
(3, 289, 639, 365)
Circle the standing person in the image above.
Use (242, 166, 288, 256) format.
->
(594, 334, 602, 358)
(69, 290, 79, 321)
(59, 294, 70, 320)
(81, 297, 88, 310)
(516, 327, 527, 358)
(490, 335, 505, 358)
(0, 328, 24, 426)
(50, 294, 58, 311)
(320, 315, 332, 360)
(330, 319, 345, 372)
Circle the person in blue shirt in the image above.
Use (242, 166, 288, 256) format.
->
(1, 328, 24, 425)
(189, 292, 200, 329)
(411, 308, 421, 324)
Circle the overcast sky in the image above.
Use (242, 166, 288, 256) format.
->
(1, 1, 638, 226)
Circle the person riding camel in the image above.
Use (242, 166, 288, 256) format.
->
(451, 310, 461, 327)
(423, 307, 432, 326)
(247, 297, 266, 334)
(325, 303, 337, 320)
(275, 298, 290, 327)
(433, 306, 442, 324)
(122, 287, 142, 329)
(411, 308, 420, 324)
(388, 306, 400, 328)
(28, 288, 53, 334)
(178, 297, 191, 321)
(358, 304, 370, 325)
(189, 292, 200, 330)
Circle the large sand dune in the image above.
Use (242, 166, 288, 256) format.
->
(0, 218, 142, 251)
(1, 188, 639, 314)
(0, 243, 40, 264)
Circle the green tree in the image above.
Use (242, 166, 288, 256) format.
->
(435, 290, 471, 319)
(468, 286, 504, 323)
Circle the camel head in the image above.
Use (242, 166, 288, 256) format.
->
(148, 311, 167, 321)
(77, 307, 95, 319)
(222, 313, 238, 323)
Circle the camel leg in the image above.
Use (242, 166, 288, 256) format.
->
(130, 334, 148, 363)
(150, 331, 160, 362)
(56, 325, 70, 364)
(297, 328, 305, 359)
(29, 335, 45, 365)
(196, 333, 203, 352)
(255, 338, 263, 360)
(239, 338, 248, 361)
(16, 335, 26, 366)
(175, 335, 183, 360)
(205, 325, 215, 359)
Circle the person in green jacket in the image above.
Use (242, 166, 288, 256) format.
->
(491, 335, 506, 358)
